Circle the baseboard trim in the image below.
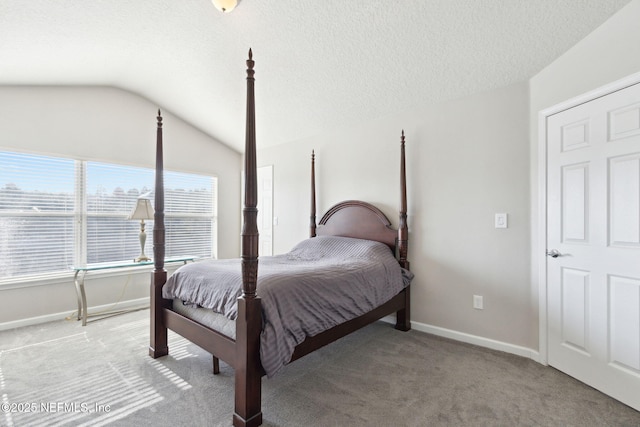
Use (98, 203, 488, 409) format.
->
(381, 315, 542, 364)
(5, 304, 542, 365)
(0, 297, 150, 331)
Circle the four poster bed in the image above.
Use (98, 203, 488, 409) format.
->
(149, 50, 412, 427)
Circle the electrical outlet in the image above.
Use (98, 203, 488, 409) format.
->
(473, 295, 484, 310)
(495, 213, 508, 228)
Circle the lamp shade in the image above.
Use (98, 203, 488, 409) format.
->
(128, 198, 154, 220)
(212, 0, 237, 13)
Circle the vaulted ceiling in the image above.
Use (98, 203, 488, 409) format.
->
(0, 0, 632, 152)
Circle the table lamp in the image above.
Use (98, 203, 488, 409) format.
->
(128, 197, 154, 262)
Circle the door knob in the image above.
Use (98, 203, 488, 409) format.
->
(546, 249, 561, 258)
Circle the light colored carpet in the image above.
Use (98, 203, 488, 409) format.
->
(1, 309, 639, 427)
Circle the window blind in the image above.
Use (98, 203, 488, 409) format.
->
(0, 151, 217, 280)
(85, 162, 154, 264)
(163, 170, 217, 259)
(85, 163, 217, 263)
(0, 152, 76, 277)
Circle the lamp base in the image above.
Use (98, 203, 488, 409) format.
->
(136, 222, 150, 263)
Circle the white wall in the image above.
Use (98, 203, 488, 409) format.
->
(530, 0, 640, 115)
(259, 82, 534, 350)
(258, 0, 640, 356)
(529, 0, 640, 353)
(0, 86, 242, 327)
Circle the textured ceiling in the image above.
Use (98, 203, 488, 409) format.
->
(0, 0, 632, 152)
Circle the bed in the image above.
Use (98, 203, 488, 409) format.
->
(149, 50, 411, 427)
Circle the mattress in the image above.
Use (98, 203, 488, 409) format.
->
(163, 235, 413, 376)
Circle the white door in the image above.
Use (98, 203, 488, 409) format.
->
(546, 82, 640, 410)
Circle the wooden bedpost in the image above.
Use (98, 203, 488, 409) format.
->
(398, 130, 409, 270)
(234, 49, 263, 427)
(396, 130, 411, 332)
(310, 150, 316, 237)
(150, 109, 169, 358)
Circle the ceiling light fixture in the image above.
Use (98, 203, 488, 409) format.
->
(212, 0, 238, 13)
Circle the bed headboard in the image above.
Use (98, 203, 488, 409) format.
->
(316, 200, 397, 250)
(310, 131, 409, 269)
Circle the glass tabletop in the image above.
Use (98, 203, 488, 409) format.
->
(72, 256, 196, 271)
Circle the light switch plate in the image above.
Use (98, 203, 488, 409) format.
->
(473, 295, 484, 310)
(495, 213, 508, 229)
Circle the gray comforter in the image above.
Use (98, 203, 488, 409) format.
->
(163, 235, 413, 377)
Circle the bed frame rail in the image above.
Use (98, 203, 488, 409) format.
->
(164, 309, 237, 367)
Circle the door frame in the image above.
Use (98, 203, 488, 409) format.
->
(537, 71, 640, 365)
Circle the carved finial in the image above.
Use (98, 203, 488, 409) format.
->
(157, 109, 163, 127)
(312, 149, 315, 160)
(247, 49, 254, 68)
(401, 129, 405, 143)
(246, 48, 255, 77)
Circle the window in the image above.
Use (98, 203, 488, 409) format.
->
(0, 152, 75, 278)
(0, 151, 217, 280)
